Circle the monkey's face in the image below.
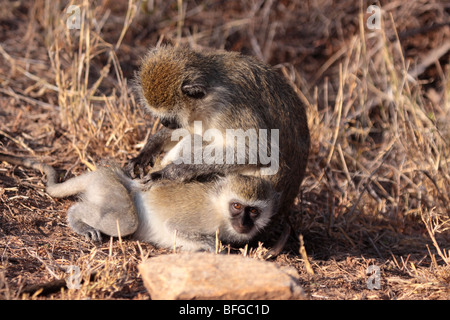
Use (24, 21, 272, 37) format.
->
(215, 175, 278, 242)
(225, 196, 275, 242)
(229, 201, 264, 235)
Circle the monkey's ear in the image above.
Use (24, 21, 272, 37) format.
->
(181, 82, 207, 99)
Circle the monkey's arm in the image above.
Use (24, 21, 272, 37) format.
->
(173, 230, 216, 252)
(146, 135, 270, 182)
(149, 162, 261, 182)
(126, 127, 176, 177)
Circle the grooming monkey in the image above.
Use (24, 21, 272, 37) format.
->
(0, 152, 278, 251)
(128, 45, 310, 251)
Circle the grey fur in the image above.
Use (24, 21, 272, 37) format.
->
(0, 153, 277, 251)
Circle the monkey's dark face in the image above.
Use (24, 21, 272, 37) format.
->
(229, 201, 261, 234)
(215, 175, 278, 242)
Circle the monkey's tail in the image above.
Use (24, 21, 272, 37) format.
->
(0, 152, 58, 187)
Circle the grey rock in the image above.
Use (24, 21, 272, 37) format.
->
(138, 252, 306, 300)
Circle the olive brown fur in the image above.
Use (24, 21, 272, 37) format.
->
(129, 45, 310, 253)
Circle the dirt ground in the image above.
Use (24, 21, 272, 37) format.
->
(0, 0, 449, 300)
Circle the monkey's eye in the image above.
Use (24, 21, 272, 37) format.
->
(181, 83, 206, 99)
(230, 202, 243, 216)
(248, 207, 260, 218)
(232, 203, 242, 210)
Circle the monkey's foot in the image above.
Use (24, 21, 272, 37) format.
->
(82, 229, 103, 242)
(72, 225, 102, 242)
(67, 210, 103, 242)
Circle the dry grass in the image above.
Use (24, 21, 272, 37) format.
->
(0, 0, 449, 299)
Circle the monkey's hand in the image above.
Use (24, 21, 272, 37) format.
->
(126, 127, 173, 178)
(126, 152, 156, 179)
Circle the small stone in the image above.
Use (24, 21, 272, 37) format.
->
(138, 252, 306, 300)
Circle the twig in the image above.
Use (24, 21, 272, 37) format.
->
(0, 44, 59, 92)
(20, 279, 67, 297)
(337, 143, 356, 190)
(173, 229, 177, 254)
(420, 208, 450, 266)
(366, 232, 384, 259)
(408, 42, 450, 79)
(20, 271, 99, 297)
(394, 22, 450, 41)
(0, 87, 56, 110)
(347, 146, 393, 219)
(325, 64, 344, 167)
(0, 129, 35, 155)
(299, 234, 314, 275)
(215, 228, 220, 254)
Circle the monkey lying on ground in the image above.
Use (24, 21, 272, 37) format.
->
(128, 45, 310, 253)
(0, 152, 278, 251)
